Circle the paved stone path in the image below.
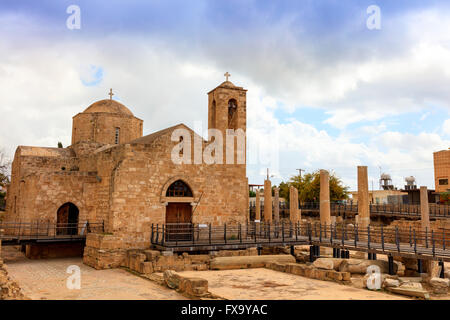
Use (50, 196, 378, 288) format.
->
(2, 247, 185, 300)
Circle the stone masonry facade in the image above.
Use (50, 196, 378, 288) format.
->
(4, 80, 249, 268)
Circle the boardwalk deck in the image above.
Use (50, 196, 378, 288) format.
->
(151, 222, 450, 262)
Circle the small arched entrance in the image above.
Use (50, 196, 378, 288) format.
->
(165, 180, 193, 241)
(56, 202, 79, 235)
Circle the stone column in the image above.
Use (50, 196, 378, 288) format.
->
(255, 189, 261, 222)
(289, 186, 299, 223)
(320, 169, 331, 226)
(419, 186, 438, 278)
(420, 186, 430, 230)
(264, 179, 272, 223)
(274, 187, 280, 223)
(357, 166, 370, 227)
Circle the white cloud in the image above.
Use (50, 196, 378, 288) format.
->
(1, 8, 450, 192)
(443, 119, 450, 136)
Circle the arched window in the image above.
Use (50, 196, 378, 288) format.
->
(228, 99, 238, 129)
(115, 127, 120, 144)
(211, 100, 216, 129)
(166, 180, 193, 197)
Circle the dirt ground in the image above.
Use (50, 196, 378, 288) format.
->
(2, 246, 186, 300)
(179, 269, 409, 300)
(2, 246, 442, 300)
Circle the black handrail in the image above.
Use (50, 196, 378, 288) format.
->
(150, 222, 450, 261)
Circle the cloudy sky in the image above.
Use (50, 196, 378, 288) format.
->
(0, 0, 449, 190)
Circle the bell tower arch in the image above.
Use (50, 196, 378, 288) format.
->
(207, 73, 247, 165)
(207, 73, 247, 138)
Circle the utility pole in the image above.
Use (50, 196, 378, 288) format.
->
(296, 169, 305, 179)
(296, 169, 305, 206)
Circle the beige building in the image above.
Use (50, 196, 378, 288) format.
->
(350, 189, 407, 204)
(434, 148, 450, 193)
(5, 79, 248, 256)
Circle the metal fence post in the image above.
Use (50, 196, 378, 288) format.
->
(409, 226, 412, 247)
(224, 223, 227, 244)
(319, 223, 322, 242)
(209, 224, 212, 245)
(151, 223, 154, 243)
(443, 229, 446, 251)
(413, 229, 417, 254)
(239, 223, 242, 244)
(367, 226, 371, 249)
(308, 223, 311, 243)
(395, 226, 400, 252)
(432, 230, 435, 257)
(388, 255, 394, 275)
(381, 225, 385, 251)
(439, 261, 445, 279)
(156, 224, 159, 244)
(331, 224, 334, 245)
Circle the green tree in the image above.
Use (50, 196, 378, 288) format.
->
(57, 142, 63, 148)
(0, 150, 10, 188)
(440, 192, 450, 204)
(278, 170, 349, 203)
(249, 190, 256, 197)
(0, 149, 11, 212)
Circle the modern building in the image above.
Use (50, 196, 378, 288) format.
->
(434, 148, 450, 193)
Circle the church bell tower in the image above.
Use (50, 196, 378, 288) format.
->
(207, 73, 247, 165)
(207, 72, 247, 137)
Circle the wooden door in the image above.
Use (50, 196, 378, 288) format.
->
(57, 203, 79, 235)
(57, 205, 69, 235)
(165, 203, 192, 241)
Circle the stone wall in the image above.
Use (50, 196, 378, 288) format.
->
(72, 112, 143, 146)
(5, 82, 249, 260)
(265, 261, 351, 283)
(107, 130, 248, 248)
(83, 233, 128, 269)
(0, 240, 26, 300)
(163, 270, 209, 298)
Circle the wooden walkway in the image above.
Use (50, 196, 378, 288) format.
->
(0, 221, 104, 246)
(151, 222, 450, 262)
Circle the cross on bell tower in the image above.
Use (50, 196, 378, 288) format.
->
(224, 72, 231, 82)
(108, 88, 114, 100)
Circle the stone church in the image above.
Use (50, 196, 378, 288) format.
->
(4, 78, 248, 267)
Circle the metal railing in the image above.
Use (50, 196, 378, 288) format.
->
(151, 221, 450, 261)
(0, 220, 104, 243)
(249, 202, 450, 219)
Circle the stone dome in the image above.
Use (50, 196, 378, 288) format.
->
(219, 81, 236, 88)
(83, 99, 134, 116)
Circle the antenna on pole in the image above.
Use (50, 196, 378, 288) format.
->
(296, 169, 305, 179)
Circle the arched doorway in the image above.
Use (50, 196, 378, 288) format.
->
(57, 202, 79, 235)
(165, 180, 193, 241)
